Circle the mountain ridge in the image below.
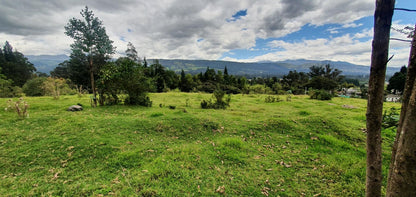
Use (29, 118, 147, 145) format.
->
(26, 54, 400, 77)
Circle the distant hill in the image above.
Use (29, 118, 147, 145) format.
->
(27, 54, 400, 77)
(27, 54, 69, 74)
(155, 59, 400, 77)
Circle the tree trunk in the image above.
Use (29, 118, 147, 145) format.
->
(366, 0, 395, 196)
(386, 25, 416, 196)
(89, 56, 97, 107)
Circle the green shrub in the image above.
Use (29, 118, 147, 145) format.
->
(265, 95, 282, 103)
(200, 89, 230, 109)
(23, 77, 47, 96)
(125, 94, 152, 107)
(382, 107, 400, 129)
(249, 84, 273, 94)
(42, 77, 75, 99)
(286, 95, 292, 101)
(310, 90, 333, 100)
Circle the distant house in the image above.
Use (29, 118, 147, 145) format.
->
(386, 94, 401, 102)
(346, 88, 358, 96)
(339, 88, 361, 98)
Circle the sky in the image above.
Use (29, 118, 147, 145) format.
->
(0, 0, 414, 67)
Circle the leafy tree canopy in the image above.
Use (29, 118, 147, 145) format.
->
(387, 66, 407, 94)
(0, 41, 36, 87)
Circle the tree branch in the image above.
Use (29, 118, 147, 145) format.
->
(394, 8, 416, 12)
(390, 38, 412, 42)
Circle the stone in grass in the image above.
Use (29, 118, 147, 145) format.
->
(67, 105, 83, 112)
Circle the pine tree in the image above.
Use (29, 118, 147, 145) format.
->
(126, 42, 139, 62)
(143, 57, 148, 68)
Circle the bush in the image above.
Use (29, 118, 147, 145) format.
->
(42, 77, 75, 99)
(309, 90, 333, 100)
(286, 95, 292, 101)
(201, 89, 230, 109)
(98, 59, 153, 107)
(382, 107, 399, 129)
(265, 95, 282, 103)
(125, 94, 152, 107)
(249, 84, 273, 94)
(0, 78, 17, 98)
(197, 82, 217, 93)
(23, 77, 47, 96)
(5, 97, 29, 118)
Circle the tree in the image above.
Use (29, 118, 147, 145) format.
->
(148, 60, 167, 92)
(365, 0, 395, 196)
(0, 67, 14, 98)
(50, 62, 70, 79)
(3, 41, 14, 62)
(282, 70, 309, 94)
(179, 69, 194, 92)
(116, 58, 152, 106)
(224, 66, 230, 84)
(0, 41, 36, 87)
(387, 66, 407, 94)
(65, 6, 115, 107)
(98, 57, 152, 106)
(308, 76, 338, 91)
(126, 42, 139, 62)
(307, 64, 344, 92)
(308, 65, 325, 78)
(143, 57, 148, 68)
(52, 49, 90, 89)
(386, 24, 416, 196)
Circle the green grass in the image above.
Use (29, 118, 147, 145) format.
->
(0, 93, 400, 196)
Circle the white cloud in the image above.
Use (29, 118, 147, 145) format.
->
(353, 28, 373, 39)
(342, 23, 364, 28)
(228, 27, 411, 67)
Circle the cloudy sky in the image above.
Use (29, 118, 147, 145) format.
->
(0, 0, 414, 67)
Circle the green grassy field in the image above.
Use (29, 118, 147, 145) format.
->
(0, 93, 400, 196)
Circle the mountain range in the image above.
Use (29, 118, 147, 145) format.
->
(27, 55, 401, 77)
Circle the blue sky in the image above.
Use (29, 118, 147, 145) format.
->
(221, 16, 375, 59)
(0, 0, 414, 67)
(221, 0, 414, 67)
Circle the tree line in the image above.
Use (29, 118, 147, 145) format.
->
(0, 37, 364, 102)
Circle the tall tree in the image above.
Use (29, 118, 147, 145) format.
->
(143, 57, 148, 68)
(386, 24, 416, 196)
(179, 69, 189, 92)
(65, 6, 115, 107)
(126, 42, 139, 62)
(387, 66, 407, 94)
(365, 0, 395, 196)
(3, 41, 14, 62)
(0, 41, 36, 87)
(0, 45, 4, 65)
